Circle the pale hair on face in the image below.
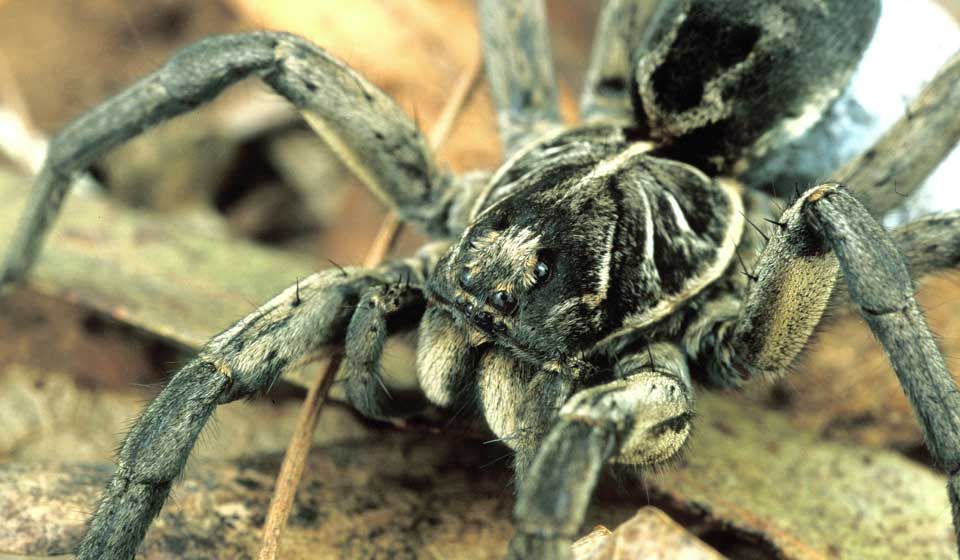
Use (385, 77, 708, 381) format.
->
(467, 226, 542, 292)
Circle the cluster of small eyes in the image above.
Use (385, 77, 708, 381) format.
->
(459, 259, 550, 315)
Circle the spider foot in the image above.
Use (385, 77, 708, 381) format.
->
(507, 531, 573, 560)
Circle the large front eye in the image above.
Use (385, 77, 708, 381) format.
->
(491, 290, 517, 314)
(534, 249, 553, 284)
(459, 267, 473, 288)
(534, 261, 549, 282)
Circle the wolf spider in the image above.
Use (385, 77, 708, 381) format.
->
(3, 0, 960, 558)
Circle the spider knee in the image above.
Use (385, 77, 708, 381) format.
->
(205, 350, 291, 403)
(803, 181, 917, 312)
(160, 34, 279, 106)
(342, 285, 409, 418)
(560, 372, 693, 465)
(802, 182, 842, 204)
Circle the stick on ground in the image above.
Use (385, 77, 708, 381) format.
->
(256, 52, 483, 560)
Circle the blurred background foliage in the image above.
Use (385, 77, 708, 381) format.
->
(0, 1, 959, 558)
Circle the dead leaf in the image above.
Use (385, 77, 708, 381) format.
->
(572, 524, 612, 559)
(1, 358, 952, 559)
(2, 2, 959, 559)
(651, 393, 955, 559)
(0, 365, 370, 465)
(0, 431, 516, 560)
(574, 508, 723, 560)
(224, 0, 583, 171)
(224, 0, 501, 172)
(738, 273, 960, 455)
(0, 169, 314, 350)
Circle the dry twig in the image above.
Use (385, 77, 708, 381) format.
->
(256, 52, 483, 560)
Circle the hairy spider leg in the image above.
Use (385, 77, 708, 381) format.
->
(0, 31, 465, 287)
(478, 0, 563, 155)
(580, 0, 658, 126)
(6, 1, 960, 559)
(701, 184, 960, 548)
(343, 280, 425, 419)
(0, 29, 488, 560)
(508, 343, 693, 559)
(78, 256, 434, 559)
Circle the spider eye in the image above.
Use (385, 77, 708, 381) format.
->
(534, 261, 550, 282)
(459, 267, 473, 288)
(533, 249, 554, 284)
(491, 290, 517, 314)
(491, 213, 510, 232)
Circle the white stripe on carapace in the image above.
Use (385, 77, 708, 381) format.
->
(595, 177, 746, 347)
(459, 135, 653, 264)
(595, 222, 617, 301)
(451, 128, 573, 266)
(468, 126, 571, 222)
(637, 187, 655, 261)
(579, 140, 656, 185)
(664, 191, 693, 233)
(545, 141, 658, 316)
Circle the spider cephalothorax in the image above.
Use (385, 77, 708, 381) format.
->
(428, 126, 742, 369)
(3, 1, 960, 559)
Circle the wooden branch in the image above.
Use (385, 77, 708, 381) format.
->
(255, 52, 483, 560)
(837, 52, 960, 215)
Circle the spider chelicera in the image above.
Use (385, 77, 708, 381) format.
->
(3, 1, 960, 558)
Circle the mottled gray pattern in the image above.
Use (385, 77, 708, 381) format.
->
(478, 0, 563, 154)
(580, 0, 659, 125)
(3, 1, 959, 559)
(0, 32, 461, 286)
